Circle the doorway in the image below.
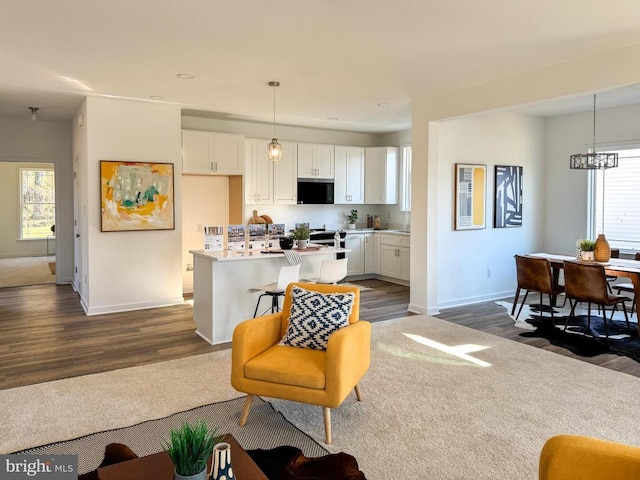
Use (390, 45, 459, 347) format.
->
(0, 161, 57, 288)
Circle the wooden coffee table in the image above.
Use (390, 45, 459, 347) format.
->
(97, 434, 268, 480)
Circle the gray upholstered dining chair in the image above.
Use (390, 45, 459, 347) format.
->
(562, 260, 631, 339)
(512, 255, 565, 323)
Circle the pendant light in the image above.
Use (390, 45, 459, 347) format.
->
(569, 94, 618, 170)
(267, 81, 282, 161)
(28, 106, 39, 122)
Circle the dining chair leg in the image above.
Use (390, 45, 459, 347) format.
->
(587, 303, 592, 329)
(564, 299, 577, 331)
(619, 302, 631, 334)
(601, 305, 609, 340)
(511, 287, 521, 316)
(515, 290, 530, 320)
(548, 294, 555, 325)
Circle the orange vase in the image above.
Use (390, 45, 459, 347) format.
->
(594, 233, 611, 262)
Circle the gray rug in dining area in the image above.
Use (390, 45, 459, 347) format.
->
(14, 396, 328, 475)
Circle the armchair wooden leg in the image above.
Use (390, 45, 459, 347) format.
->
(354, 383, 363, 402)
(239, 394, 254, 427)
(323, 407, 332, 445)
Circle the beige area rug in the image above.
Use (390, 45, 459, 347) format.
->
(3, 316, 640, 479)
(0, 256, 56, 287)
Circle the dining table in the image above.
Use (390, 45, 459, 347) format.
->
(529, 252, 640, 336)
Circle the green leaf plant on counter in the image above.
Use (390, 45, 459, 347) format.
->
(292, 224, 310, 240)
(347, 209, 358, 224)
(578, 239, 596, 252)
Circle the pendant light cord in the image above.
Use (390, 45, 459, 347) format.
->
(273, 83, 276, 137)
(592, 94, 597, 152)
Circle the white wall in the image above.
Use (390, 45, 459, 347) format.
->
(544, 102, 640, 256)
(0, 117, 73, 283)
(435, 111, 545, 308)
(82, 97, 183, 314)
(411, 43, 640, 314)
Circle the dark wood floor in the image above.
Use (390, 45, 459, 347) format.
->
(3, 281, 639, 390)
(0, 279, 411, 390)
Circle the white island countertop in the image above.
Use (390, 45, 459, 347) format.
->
(190, 246, 349, 262)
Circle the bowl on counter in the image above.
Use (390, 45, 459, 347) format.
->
(279, 237, 294, 250)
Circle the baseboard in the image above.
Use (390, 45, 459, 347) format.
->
(437, 289, 515, 310)
(84, 297, 185, 316)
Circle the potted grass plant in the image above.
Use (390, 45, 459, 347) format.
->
(162, 420, 223, 480)
(578, 239, 596, 262)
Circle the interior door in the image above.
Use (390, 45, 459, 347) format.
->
(73, 154, 82, 294)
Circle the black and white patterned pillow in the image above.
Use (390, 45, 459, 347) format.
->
(281, 286, 356, 351)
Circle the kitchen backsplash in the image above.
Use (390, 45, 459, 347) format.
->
(244, 203, 410, 232)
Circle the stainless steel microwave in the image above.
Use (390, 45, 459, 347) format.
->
(296, 178, 334, 204)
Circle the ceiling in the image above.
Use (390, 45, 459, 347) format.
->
(2, 1, 640, 132)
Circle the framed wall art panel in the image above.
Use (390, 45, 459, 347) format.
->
(455, 163, 486, 230)
(494, 165, 523, 228)
(100, 160, 175, 232)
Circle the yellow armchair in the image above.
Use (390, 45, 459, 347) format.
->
(539, 435, 640, 480)
(231, 282, 370, 444)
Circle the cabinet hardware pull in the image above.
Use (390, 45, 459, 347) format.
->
(210, 161, 214, 171)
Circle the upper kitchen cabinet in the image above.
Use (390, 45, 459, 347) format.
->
(365, 146, 398, 204)
(334, 146, 365, 204)
(273, 141, 298, 204)
(244, 138, 273, 205)
(297, 143, 334, 178)
(182, 129, 245, 175)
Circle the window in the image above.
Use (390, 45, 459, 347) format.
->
(20, 168, 55, 239)
(400, 145, 412, 212)
(591, 148, 640, 252)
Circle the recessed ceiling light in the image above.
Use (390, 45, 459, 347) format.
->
(377, 102, 390, 107)
(177, 73, 194, 79)
(149, 96, 165, 100)
(327, 117, 339, 121)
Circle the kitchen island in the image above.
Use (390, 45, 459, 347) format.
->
(190, 246, 349, 344)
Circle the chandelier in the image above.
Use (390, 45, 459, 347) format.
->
(569, 94, 618, 170)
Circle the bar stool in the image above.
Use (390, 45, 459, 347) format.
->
(252, 264, 301, 317)
(308, 258, 348, 284)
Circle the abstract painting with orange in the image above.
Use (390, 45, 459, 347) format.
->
(100, 161, 174, 232)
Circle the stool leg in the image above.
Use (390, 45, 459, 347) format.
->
(254, 294, 266, 318)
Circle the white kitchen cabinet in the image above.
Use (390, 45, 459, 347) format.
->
(182, 130, 244, 175)
(273, 141, 298, 204)
(244, 138, 273, 204)
(365, 146, 398, 204)
(379, 234, 410, 281)
(298, 143, 334, 178)
(334, 146, 365, 204)
(364, 233, 375, 274)
(345, 233, 365, 276)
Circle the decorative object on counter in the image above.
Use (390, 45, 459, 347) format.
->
(292, 224, 310, 249)
(577, 239, 596, 262)
(494, 165, 523, 228)
(248, 224, 267, 250)
(268, 223, 285, 249)
(366, 214, 373, 228)
(373, 215, 381, 230)
(279, 236, 294, 250)
(161, 420, 223, 480)
(248, 210, 273, 225)
(267, 81, 282, 162)
(210, 442, 235, 480)
(227, 225, 246, 251)
(334, 231, 341, 249)
(204, 225, 224, 253)
(594, 233, 611, 262)
(570, 94, 618, 170)
(347, 209, 358, 229)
